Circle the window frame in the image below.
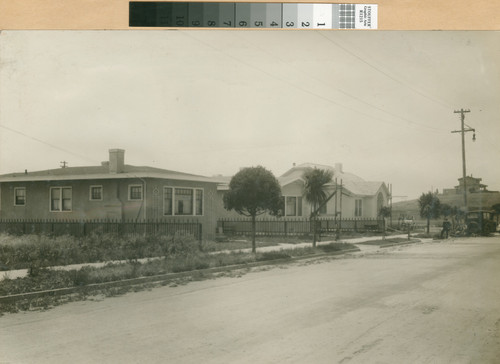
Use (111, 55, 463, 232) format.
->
(14, 187, 26, 206)
(283, 195, 302, 217)
(128, 184, 143, 201)
(355, 199, 363, 217)
(50, 186, 72, 212)
(89, 185, 103, 201)
(163, 186, 204, 216)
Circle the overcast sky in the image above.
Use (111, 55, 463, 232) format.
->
(0, 30, 499, 200)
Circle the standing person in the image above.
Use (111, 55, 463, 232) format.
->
(441, 217, 451, 239)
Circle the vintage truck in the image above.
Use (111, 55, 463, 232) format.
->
(464, 210, 497, 236)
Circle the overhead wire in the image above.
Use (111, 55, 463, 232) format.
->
(234, 31, 451, 133)
(317, 32, 456, 110)
(0, 123, 99, 165)
(184, 32, 449, 136)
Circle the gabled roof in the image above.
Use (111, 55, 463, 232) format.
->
(212, 163, 387, 197)
(0, 164, 216, 184)
(279, 163, 386, 197)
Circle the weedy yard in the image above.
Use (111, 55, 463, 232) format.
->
(0, 233, 358, 314)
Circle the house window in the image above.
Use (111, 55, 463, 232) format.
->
(164, 187, 173, 215)
(285, 196, 302, 216)
(377, 192, 384, 212)
(164, 187, 203, 216)
(355, 199, 362, 217)
(195, 189, 203, 216)
(129, 185, 143, 200)
(319, 202, 327, 215)
(175, 188, 193, 215)
(90, 185, 103, 201)
(14, 187, 26, 206)
(50, 187, 72, 212)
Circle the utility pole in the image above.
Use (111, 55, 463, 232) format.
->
(334, 178, 338, 241)
(389, 183, 392, 227)
(451, 109, 475, 211)
(339, 179, 343, 238)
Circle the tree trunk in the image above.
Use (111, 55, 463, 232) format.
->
(251, 215, 256, 253)
(312, 215, 317, 248)
(427, 217, 430, 234)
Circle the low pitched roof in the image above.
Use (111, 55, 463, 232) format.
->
(0, 164, 216, 184)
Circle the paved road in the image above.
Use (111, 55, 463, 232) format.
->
(1, 236, 500, 363)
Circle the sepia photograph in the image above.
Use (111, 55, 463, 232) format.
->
(0, 29, 499, 363)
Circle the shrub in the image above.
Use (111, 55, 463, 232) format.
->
(0, 232, 200, 269)
(319, 242, 352, 253)
(256, 251, 291, 261)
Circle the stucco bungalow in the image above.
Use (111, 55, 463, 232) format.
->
(215, 163, 389, 219)
(0, 149, 218, 240)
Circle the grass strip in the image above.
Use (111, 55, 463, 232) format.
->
(0, 242, 359, 314)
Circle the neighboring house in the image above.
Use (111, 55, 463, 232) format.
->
(279, 163, 389, 219)
(214, 163, 390, 220)
(0, 149, 218, 240)
(443, 175, 497, 195)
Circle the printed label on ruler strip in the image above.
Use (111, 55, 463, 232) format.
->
(355, 4, 377, 29)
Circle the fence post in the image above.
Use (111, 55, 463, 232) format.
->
(198, 223, 203, 249)
(284, 220, 287, 237)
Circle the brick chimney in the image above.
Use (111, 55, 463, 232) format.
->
(109, 149, 125, 173)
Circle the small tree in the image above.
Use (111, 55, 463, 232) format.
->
(418, 192, 442, 233)
(223, 166, 283, 253)
(378, 206, 392, 219)
(302, 168, 334, 247)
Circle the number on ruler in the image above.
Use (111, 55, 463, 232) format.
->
(285, 21, 294, 27)
(254, 21, 263, 27)
(301, 21, 310, 27)
(176, 16, 185, 26)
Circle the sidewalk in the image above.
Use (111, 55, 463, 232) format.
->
(0, 234, 417, 282)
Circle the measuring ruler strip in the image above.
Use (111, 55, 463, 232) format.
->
(129, 2, 378, 29)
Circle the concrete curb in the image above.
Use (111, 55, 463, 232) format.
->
(0, 247, 361, 304)
(378, 239, 422, 248)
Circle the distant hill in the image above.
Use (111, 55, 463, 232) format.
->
(392, 192, 500, 218)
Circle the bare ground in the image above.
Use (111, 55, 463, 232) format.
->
(1, 236, 499, 363)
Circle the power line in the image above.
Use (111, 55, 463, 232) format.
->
(317, 32, 454, 110)
(0, 123, 98, 164)
(186, 32, 448, 135)
(229, 32, 449, 134)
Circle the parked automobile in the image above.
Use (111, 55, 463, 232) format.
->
(465, 210, 497, 236)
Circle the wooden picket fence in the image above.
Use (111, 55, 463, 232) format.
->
(0, 219, 203, 242)
(217, 217, 385, 237)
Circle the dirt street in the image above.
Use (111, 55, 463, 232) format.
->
(1, 236, 500, 363)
